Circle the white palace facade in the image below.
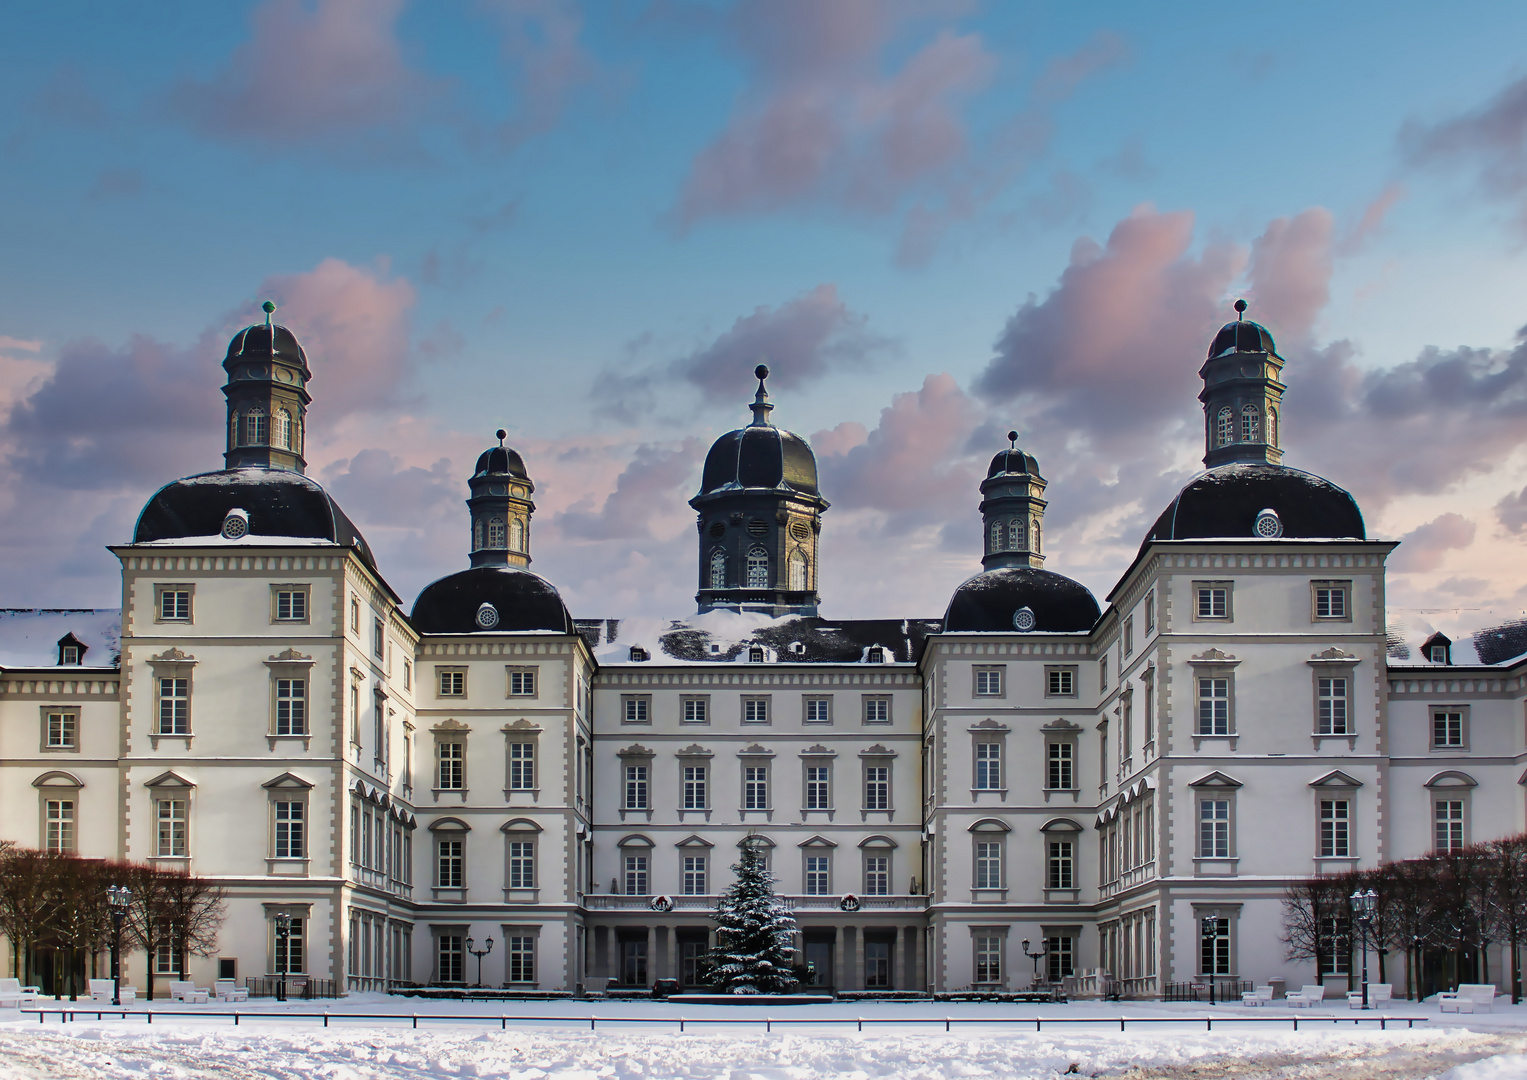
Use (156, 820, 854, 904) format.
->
(3, 307, 1526, 998)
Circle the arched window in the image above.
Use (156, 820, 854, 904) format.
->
(709, 549, 727, 589)
(1032, 521, 1041, 554)
(1009, 521, 1025, 551)
(487, 518, 507, 548)
(1241, 404, 1260, 443)
(275, 409, 292, 449)
(246, 408, 267, 446)
(1267, 408, 1277, 448)
(989, 521, 1003, 553)
(1216, 407, 1234, 446)
(745, 546, 769, 589)
(788, 550, 808, 591)
(473, 520, 484, 550)
(510, 518, 524, 551)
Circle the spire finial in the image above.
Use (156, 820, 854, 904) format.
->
(496, 428, 507, 447)
(262, 300, 276, 327)
(748, 363, 774, 427)
(1234, 298, 1247, 321)
(1007, 429, 1018, 450)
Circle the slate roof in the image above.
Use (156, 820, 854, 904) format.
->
(411, 566, 575, 635)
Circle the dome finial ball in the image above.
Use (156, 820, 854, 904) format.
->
(1007, 430, 1018, 444)
(1234, 298, 1248, 319)
(262, 300, 276, 314)
(755, 364, 769, 381)
(496, 428, 507, 444)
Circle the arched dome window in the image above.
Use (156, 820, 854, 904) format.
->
(245, 408, 268, 446)
(1241, 404, 1260, 443)
(709, 549, 727, 588)
(1032, 521, 1041, 554)
(745, 546, 769, 589)
(1216, 407, 1234, 446)
(1009, 520, 1025, 551)
(788, 550, 808, 591)
(1267, 408, 1277, 448)
(473, 520, 484, 550)
(510, 518, 525, 551)
(989, 520, 1003, 553)
(488, 517, 507, 548)
(275, 409, 292, 449)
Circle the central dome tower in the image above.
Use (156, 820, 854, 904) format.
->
(690, 366, 828, 616)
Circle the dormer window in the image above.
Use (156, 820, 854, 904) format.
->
(1430, 645, 1449, 664)
(748, 646, 765, 663)
(629, 646, 649, 662)
(1422, 633, 1453, 666)
(867, 647, 886, 663)
(61, 646, 79, 665)
(56, 634, 86, 666)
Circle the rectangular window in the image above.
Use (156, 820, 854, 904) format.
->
(437, 838, 464, 888)
(1100, 654, 1108, 692)
(437, 741, 465, 790)
(508, 840, 535, 888)
(1046, 667, 1076, 697)
(974, 935, 1002, 983)
(622, 940, 648, 986)
(350, 596, 360, 632)
(682, 855, 707, 895)
(1314, 584, 1349, 619)
(864, 765, 889, 810)
(1198, 799, 1230, 858)
(1046, 742, 1074, 790)
(1435, 800, 1466, 852)
(508, 669, 537, 697)
(1433, 710, 1465, 748)
(805, 765, 830, 809)
(1123, 617, 1134, 657)
(624, 853, 648, 895)
(1196, 584, 1229, 619)
(275, 589, 307, 622)
(1318, 917, 1351, 976)
(975, 743, 1002, 789)
(624, 764, 649, 810)
(865, 939, 891, 988)
(863, 696, 890, 723)
(45, 799, 75, 853)
(1145, 590, 1155, 633)
(46, 710, 77, 749)
(403, 661, 412, 690)
(155, 941, 176, 975)
(439, 670, 465, 697)
(274, 801, 304, 859)
(1200, 917, 1230, 976)
(1320, 799, 1351, 857)
(158, 588, 191, 621)
(1317, 677, 1349, 735)
(1197, 678, 1230, 735)
(744, 765, 768, 809)
(622, 696, 650, 723)
(864, 854, 889, 896)
(683, 765, 708, 809)
(744, 696, 770, 723)
(274, 916, 305, 974)
(156, 798, 187, 857)
(1047, 935, 1076, 983)
(975, 841, 1003, 889)
(1048, 840, 1074, 889)
(507, 936, 535, 983)
(508, 743, 535, 790)
(805, 855, 830, 895)
(158, 677, 190, 735)
(276, 679, 307, 735)
(974, 666, 1004, 697)
(437, 934, 463, 983)
(681, 696, 708, 723)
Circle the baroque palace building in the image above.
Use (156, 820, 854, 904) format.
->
(3, 303, 1526, 998)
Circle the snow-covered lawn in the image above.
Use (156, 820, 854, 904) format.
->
(3, 997, 1527, 1079)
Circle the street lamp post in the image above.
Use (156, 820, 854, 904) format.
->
(1201, 912, 1221, 1005)
(274, 912, 292, 1002)
(466, 935, 495, 989)
(1351, 888, 1378, 1009)
(1021, 938, 1049, 990)
(106, 885, 132, 1007)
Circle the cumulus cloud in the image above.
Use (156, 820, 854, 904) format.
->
(554, 438, 703, 540)
(1389, 513, 1477, 573)
(1402, 73, 1527, 227)
(1496, 484, 1527, 534)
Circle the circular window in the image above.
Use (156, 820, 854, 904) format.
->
(1013, 606, 1037, 632)
(221, 510, 249, 540)
(747, 519, 768, 537)
(708, 522, 726, 539)
(489, 484, 508, 496)
(790, 521, 810, 540)
(1253, 508, 1283, 538)
(475, 602, 500, 629)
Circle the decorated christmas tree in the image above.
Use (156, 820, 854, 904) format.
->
(705, 838, 800, 994)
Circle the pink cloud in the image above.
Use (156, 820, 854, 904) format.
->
(1338, 185, 1406, 256)
(554, 438, 704, 540)
(1244, 207, 1335, 345)
(1388, 513, 1477, 573)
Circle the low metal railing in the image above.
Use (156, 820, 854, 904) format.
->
(243, 977, 340, 999)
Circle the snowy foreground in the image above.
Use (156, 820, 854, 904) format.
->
(4, 996, 1527, 1080)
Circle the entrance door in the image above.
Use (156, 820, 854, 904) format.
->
(865, 940, 891, 989)
(622, 939, 648, 986)
(804, 940, 833, 988)
(679, 940, 706, 988)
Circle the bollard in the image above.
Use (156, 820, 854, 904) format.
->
(234, 1013, 239, 1026)
(412, 1014, 418, 1029)
(680, 1019, 685, 1033)
(323, 1013, 329, 1028)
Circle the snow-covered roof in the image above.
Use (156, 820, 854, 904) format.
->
(0, 609, 121, 669)
(587, 608, 940, 667)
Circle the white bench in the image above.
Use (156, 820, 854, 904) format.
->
(1347, 983, 1392, 1008)
(1287, 983, 1328, 1008)
(168, 981, 210, 1003)
(0, 979, 42, 1008)
(88, 979, 137, 1004)
(1241, 985, 1275, 1007)
(214, 979, 248, 1002)
(1439, 984, 1498, 1013)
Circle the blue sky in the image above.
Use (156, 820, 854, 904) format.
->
(5, 0, 1527, 640)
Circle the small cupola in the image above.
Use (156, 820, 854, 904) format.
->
(1198, 300, 1286, 469)
(979, 431, 1048, 570)
(222, 301, 312, 473)
(467, 429, 536, 569)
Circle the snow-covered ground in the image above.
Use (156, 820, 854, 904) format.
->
(4, 996, 1527, 1080)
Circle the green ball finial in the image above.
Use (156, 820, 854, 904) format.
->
(262, 300, 276, 314)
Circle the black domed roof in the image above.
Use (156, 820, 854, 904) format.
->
(698, 425, 819, 497)
(944, 566, 1101, 633)
(224, 323, 311, 378)
(987, 448, 1042, 479)
(134, 469, 378, 573)
(411, 566, 574, 635)
(1207, 319, 1276, 360)
(1142, 464, 1365, 546)
(474, 446, 528, 479)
